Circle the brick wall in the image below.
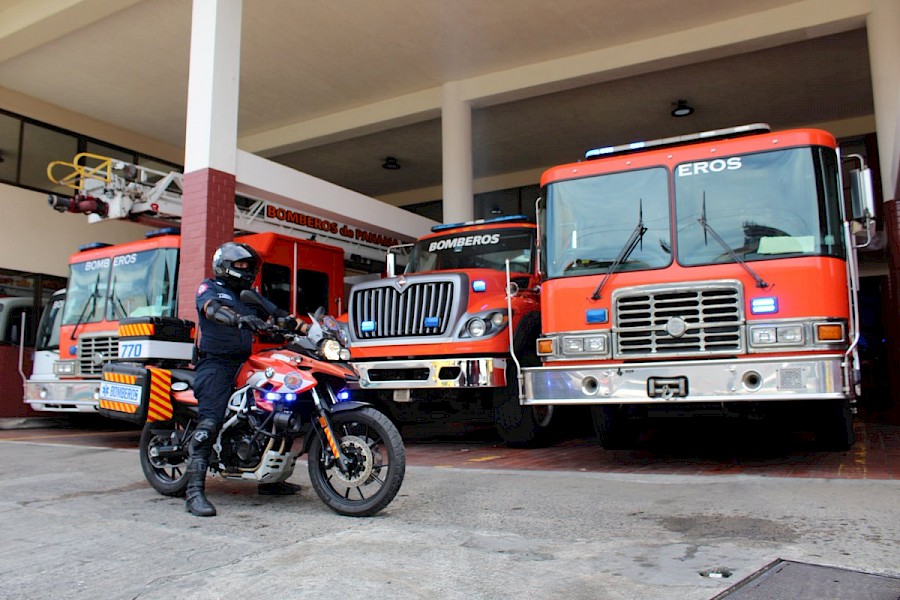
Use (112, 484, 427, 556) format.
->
(176, 168, 237, 323)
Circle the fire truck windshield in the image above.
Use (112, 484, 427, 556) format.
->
(405, 227, 534, 274)
(675, 147, 844, 266)
(545, 167, 671, 279)
(63, 248, 178, 325)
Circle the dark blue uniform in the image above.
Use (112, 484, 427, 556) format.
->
(194, 278, 267, 424)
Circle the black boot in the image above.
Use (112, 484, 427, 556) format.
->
(185, 419, 217, 517)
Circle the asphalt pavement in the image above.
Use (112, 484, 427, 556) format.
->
(0, 435, 898, 600)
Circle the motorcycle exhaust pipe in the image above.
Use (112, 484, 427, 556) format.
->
(148, 444, 184, 460)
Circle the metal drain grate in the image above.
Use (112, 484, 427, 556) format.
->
(712, 559, 900, 599)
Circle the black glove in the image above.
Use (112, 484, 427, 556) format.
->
(276, 315, 299, 331)
(237, 314, 268, 332)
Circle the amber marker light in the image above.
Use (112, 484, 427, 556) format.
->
(537, 339, 554, 355)
(816, 323, 844, 341)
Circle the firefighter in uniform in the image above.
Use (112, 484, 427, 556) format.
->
(185, 241, 309, 517)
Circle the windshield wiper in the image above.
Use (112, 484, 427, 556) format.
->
(591, 201, 647, 300)
(71, 273, 102, 341)
(698, 193, 769, 289)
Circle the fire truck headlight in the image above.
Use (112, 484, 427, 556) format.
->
(53, 361, 76, 375)
(490, 312, 505, 327)
(776, 325, 804, 344)
(466, 317, 487, 337)
(750, 327, 778, 346)
(561, 334, 608, 356)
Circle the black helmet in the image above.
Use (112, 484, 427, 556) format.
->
(212, 242, 261, 290)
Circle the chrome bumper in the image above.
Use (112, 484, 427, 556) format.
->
(523, 355, 847, 405)
(353, 357, 507, 390)
(24, 379, 101, 413)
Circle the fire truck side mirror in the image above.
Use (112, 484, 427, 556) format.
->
(849, 167, 875, 222)
(386, 252, 396, 278)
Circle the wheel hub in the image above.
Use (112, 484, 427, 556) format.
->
(331, 435, 374, 486)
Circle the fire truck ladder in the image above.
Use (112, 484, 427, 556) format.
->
(45, 152, 381, 258)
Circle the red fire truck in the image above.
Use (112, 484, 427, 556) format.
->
(24, 152, 368, 415)
(24, 229, 344, 414)
(521, 124, 875, 450)
(346, 215, 558, 446)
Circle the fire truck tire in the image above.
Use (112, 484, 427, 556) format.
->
(814, 400, 855, 451)
(492, 361, 555, 448)
(590, 405, 640, 450)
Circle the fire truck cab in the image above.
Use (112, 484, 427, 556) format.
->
(24, 229, 344, 414)
(522, 124, 876, 451)
(347, 215, 557, 446)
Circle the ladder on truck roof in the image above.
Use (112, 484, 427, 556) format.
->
(45, 152, 394, 264)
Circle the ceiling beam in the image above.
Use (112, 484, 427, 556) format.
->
(238, 0, 869, 156)
(0, 0, 141, 64)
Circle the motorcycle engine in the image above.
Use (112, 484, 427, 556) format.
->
(221, 425, 267, 469)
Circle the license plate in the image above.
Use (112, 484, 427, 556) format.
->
(647, 376, 688, 399)
(99, 381, 143, 405)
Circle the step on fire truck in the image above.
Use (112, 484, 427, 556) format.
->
(346, 215, 560, 447)
(24, 153, 350, 415)
(520, 124, 876, 451)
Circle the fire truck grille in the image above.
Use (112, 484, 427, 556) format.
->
(352, 281, 455, 339)
(78, 335, 119, 376)
(614, 284, 743, 358)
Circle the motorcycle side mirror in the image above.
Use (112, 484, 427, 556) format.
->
(239, 289, 265, 307)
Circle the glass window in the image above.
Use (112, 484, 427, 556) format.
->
(674, 148, 845, 266)
(261, 264, 331, 316)
(20, 123, 78, 193)
(0, 112, 20, 183)
(63, 258, 111, 325)
(544, 167, 671, 279)
(296, 269, 329, 315)
(406, 227, 535, 274)
(36, 292, 65, 351)
(85, 141, 135, 165)
(107, 249, 179, 319)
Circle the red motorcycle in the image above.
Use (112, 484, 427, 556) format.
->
(138, 292, 406, 517)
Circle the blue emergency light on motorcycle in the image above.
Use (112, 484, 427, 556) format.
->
(264, 392, 297, 402)
(750, 297, 778, 314)
(361, 320, 376, 332)
(472, 280, 486, 292)
(424, 316, 440, 328)
(337, 389, 350, 401)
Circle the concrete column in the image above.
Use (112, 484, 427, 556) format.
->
(177, 0, 242, 322)
(441, 81, 474, 224)
(867, 0, 900, 415)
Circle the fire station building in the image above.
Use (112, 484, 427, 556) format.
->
(0, 0, 898, 420)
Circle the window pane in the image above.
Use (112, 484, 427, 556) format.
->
(0, 113, 20, 183)
(21, 123, 78, 193)
(261, 264, 292, 313)
(296, 269, 328, 315)
(85, 141, 134, 164)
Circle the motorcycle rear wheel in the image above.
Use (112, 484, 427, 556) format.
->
(307, 407, 405, 517)
(139, 418, 191, 497)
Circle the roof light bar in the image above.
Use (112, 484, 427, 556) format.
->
(431, 214, 529, 232)
(584, 123, 771, 161)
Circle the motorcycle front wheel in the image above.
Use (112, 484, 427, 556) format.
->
(139, 418, 191, 497)
(307, 406, 406, 517)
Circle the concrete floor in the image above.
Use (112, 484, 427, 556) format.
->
(0, 416, 897, 599)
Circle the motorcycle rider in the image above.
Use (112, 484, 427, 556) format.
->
(186, 241, 309, 517)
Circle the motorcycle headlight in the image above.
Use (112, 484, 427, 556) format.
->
(321, 339, 342, 361)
